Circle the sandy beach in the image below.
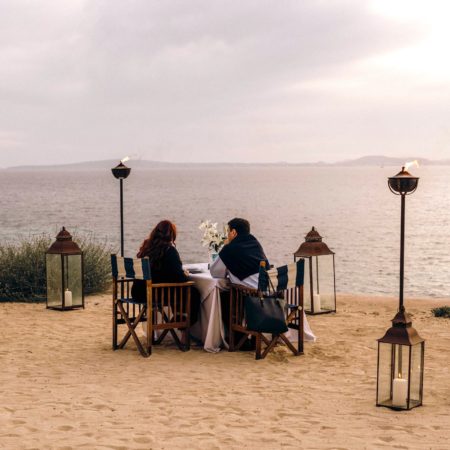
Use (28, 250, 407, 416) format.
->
(1, 294, 449, 450)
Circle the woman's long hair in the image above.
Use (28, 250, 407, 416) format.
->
(137, 220, 177, 268)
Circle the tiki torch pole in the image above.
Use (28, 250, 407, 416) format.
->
(119, 177, 124, 257)
(399, 193, 405, 312)
(111, 161, 131, 257)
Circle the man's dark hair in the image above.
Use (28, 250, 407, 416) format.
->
(228, 218, 250, 235)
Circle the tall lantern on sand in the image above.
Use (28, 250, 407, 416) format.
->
(46, 227, 84, 310)
(294, 227, 336, 314)
(376, 165, 425, 410)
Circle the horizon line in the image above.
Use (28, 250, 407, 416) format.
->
(2, 154, 450, 170)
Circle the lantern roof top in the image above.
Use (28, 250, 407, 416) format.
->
(294, 227, 334, 257)
(378, 310, 425, 345)
(46, 227, 82, 255)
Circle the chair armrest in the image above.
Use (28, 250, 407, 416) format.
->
(151, 281, 196, 288)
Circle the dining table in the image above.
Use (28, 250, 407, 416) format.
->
(184, 263, 229, 353)
(183, 262, 316, 352)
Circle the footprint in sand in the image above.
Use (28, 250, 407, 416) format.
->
(133, 436, 153, 444)
(11, 419, 26, 425)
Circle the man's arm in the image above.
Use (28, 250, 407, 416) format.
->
(209, 256, 228, 279)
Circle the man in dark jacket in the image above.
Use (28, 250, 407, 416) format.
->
(210, 217, 268, 288)
(210, 217, 268, 349)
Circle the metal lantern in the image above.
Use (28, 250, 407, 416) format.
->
(46, 227, 84, 310)
(376, 166, 424, 410)
(111, 161, 131, 257)
(376, 310, 425, 410)
(294, 227, 336, 314)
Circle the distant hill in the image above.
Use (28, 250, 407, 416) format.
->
(3, 155, 450, 170)
(332, 155, 450, 166)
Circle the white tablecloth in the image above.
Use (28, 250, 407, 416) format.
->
(185, 263, 229, 353)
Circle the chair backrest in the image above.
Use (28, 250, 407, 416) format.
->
(111, 254, 151, 280)
(258, 258, 304, 292)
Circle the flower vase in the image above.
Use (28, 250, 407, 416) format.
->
(209, 250, 219, 263)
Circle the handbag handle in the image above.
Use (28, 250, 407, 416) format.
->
(258, 261, 277, 298)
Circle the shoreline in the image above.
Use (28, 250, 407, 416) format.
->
(2, 291, 449, 304)
(1, 293, 449, 449)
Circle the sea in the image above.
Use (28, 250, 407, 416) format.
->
(1, 165, 449, 299)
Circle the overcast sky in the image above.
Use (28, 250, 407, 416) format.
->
(1, 0, 449, 167)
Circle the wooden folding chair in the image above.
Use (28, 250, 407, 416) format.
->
(111, 254, 195, 357)
(228, 259, 305, 360)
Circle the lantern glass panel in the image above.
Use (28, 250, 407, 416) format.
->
(409, 342, 424, 407)
(316, 254, 335, 311)
(304, 255, 336, 313)
(377, 342, 393, 406)
(46, 254, 62, 307)
(393, 343, 410, 380)
(393, 344, 411, 410)
(66, 254, 83, 307)
(303, 257, 312, 311)
(378, 343, 415, 409)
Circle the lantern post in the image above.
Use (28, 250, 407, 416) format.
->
(376, 166, 425, 410)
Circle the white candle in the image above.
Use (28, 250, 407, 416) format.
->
(313, 293, 321, 312)
(392, 376, 408, 407)
(64, 289, 73, 307)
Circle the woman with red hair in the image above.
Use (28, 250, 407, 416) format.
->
(136, 220, 187, 283)
(132, 220, 200, 323)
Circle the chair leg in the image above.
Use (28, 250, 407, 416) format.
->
(299, 309, 304, 355)
(146, 318, 152, 357)
(154, 329, 170, 344)
(112, 300, 118, 350)
(235, 333, 250, 351)
(168, 328, 186, 351)
(228, 291, 235, 352)
(118, 307, 145, 350)
(117, 302, 149, 357)
(280, 333, 300, 356)
(260, 335, 279, 359)
(229, 333, 235, 352)
(255, 333, 262, 360)
(183, 326, 191, 351)
(285, 307, 303, 356)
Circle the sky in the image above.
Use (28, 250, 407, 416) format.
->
(1, 0, 449, 167)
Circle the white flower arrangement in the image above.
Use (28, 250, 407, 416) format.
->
(199, 220, 227, 253)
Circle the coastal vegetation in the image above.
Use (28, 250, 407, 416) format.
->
(0, 234, 111, 301)
(431, 306, 450, 318)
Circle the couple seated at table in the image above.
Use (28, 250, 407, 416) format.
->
(133, 217, 263, 283)
(130, 217, 264, 324)
(131, 217, 315, 343)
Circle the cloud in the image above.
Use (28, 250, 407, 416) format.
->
(0, 0, 438, 165)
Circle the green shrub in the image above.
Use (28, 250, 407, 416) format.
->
(431, 306, 450, 318)
(0, 234, 112, 302)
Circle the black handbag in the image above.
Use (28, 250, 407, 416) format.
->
(244, 294, 288, 334)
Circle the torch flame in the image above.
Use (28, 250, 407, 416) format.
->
(121, 156, 130, 163)
(405, 160, 419, 171)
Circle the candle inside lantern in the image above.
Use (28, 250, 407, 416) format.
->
(392, 375, 408, 407)
(64, 288, 73, 307)
(313, 293, 321, 312)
